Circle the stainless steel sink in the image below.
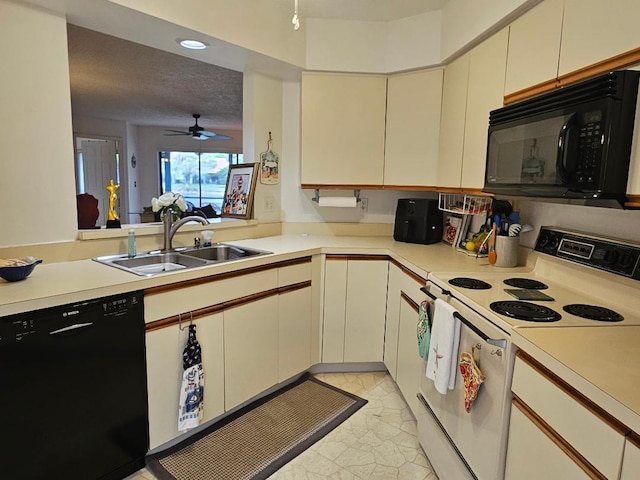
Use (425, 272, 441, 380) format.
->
(180, 244, 268, 262)
(93, 244, 271, 276)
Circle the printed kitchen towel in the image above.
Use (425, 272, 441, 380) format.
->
(178, 324, 205, 432)
(425, 299, 461, 394)
(459, 351, 485, 412)
(417, 300, 431, 360)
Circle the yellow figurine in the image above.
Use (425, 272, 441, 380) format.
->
(106, 179, 119, 221)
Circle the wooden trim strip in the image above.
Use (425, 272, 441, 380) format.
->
(325, 254, 390, 262)
(625, 195, 640, 209)
(627, 431, 640, 450)
(301, 183, 383, 190)
(301, 185, 493, 195)
(400, 291, 420, 314)
(145, 280, 312, 332)
(559, 47, 640, 88)
(389, 257, 426, 284)
(516, 351, 630, 436)
(511, 395, 607, 480)
(145, 256, 312, 296)
(504, 78, 559, 105)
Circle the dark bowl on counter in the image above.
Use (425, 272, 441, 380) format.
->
(0, 259, 43, 282)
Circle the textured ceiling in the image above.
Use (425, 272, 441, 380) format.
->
(296, 0, 447, 21)
(67, 25, 244, 131)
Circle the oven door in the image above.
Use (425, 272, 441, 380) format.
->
(419, 281, 514, 480)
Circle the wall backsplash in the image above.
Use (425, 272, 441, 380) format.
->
(518, 199, 640, 248)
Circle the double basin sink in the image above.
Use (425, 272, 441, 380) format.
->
(94, 244, 272, 276)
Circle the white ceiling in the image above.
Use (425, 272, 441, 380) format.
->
(68, 1, 449, 133)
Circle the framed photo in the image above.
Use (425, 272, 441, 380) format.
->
(221, 163, 259, 219)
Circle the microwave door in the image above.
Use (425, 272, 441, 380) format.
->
(485, 114, 574, 195)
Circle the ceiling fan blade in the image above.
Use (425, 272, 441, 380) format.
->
(199, 130, 232, 140)
(164, 129, 190, 135)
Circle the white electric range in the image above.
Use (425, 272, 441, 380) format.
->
(417, 227, 640, 480)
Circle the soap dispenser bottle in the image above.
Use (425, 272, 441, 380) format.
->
(128, 229, 137, 257)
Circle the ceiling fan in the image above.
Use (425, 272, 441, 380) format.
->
(164, 114, 231, 140)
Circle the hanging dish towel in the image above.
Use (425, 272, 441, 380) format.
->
(417, 300, 432, 360)
(425, 299, 461, 394)
(459, 351, 485, 413)
(178, 324, 205, 432)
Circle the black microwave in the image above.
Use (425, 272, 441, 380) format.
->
(483, 70, 640, 207)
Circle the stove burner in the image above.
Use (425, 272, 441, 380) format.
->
(563, 304, 624, 322)
(503, 278, 548, 290)
(490, 301, 561, 322)
(449, 277, 491, 290)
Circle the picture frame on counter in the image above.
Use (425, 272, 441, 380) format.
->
(221, 163, 259, 219)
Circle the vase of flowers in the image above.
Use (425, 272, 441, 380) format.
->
(151, 192, 188, 231)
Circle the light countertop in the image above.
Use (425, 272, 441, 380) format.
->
(1, 234, 527, 316)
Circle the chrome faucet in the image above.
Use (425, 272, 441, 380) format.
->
(162, 215, 209, 252)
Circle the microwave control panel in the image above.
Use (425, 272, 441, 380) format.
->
(535, 227, 640, 279)
(576, 117, 603, 185)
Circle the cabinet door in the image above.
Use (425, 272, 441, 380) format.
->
(437, 54, 470, 187)
(146, 314, 225, 449)
(559, 0, 640, 76)
(505, 400, 595, 480)
(344, 259, 389, 362)
(384, 69, 443, 186)
(461, 28, 509, 189)
(224, 296, 279, 409)
(504, 0, 564, 96)
(301, 73, 386, 185)
(384, 263, 403, 379)
(396, 295, 423, 416)
(322, 259, 348, 363)
(278, 287, 312, 382)
(620, 437, 640, 479)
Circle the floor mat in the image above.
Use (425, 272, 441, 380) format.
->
(146, 373, 367, 480)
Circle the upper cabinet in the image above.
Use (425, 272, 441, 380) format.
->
(559, 0, 640, 76)
(384, 69, 443, 187)
(301, 73, 387, 186)
(504, 0, 564, 98)
(437, 54, 470, 188)
(461, 28, 509, 189)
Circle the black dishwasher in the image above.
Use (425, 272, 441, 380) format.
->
(0, 291, 149, 480)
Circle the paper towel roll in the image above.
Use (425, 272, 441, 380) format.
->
(317, 196, 358, 208)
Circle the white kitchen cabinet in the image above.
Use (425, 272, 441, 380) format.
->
(146, 314, 225, 449)
(278, 286, 312, 382)
(620, 436, 640, 479)
(504, 0, 564, 97)
(461, 28, 509, 189)
(224, 295, 279, 410)
(300, 73, 387, 186)
(384, 263, 403, 379)
(322, 257, 388, 363)
(384, 69, 443, 187)
(559, 0, 640, 76)
(505, 400, 594, 480)
(437, 54, 470, 187)
(507, 352, 627, 479)
(396, 292, 424, 417)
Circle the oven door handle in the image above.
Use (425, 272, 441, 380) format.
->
(421, 286, 507, 350)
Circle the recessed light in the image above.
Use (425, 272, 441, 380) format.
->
(177, 39, 208, 50)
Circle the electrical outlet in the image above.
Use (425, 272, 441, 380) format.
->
(264, 196, 275, 212)
(359, 198, 368, 212)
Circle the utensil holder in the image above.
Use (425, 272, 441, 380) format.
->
(494, 236, 519, 268)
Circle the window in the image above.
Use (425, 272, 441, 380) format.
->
(159, 151, 243, 213)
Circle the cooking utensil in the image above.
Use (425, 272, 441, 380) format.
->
(488, 224, 497, 265)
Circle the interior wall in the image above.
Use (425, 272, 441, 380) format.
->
(0, 1, 77, 248)
(125, 122, 140, 224)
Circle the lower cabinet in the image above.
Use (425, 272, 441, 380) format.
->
(146, 313, 225, 449)
(322, 256, 389, 363)
(506, 352, 628, 479)
(278, 286, 312, 382)
(224, 296, 279, 409)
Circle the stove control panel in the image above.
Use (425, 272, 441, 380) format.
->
(535, 227, 640, 279)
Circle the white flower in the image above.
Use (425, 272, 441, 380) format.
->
(151, 192, 187, 213)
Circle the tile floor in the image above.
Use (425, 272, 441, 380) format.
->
(126, 372, 439, 480)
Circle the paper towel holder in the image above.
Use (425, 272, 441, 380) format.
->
(312, 189, 361, 204)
